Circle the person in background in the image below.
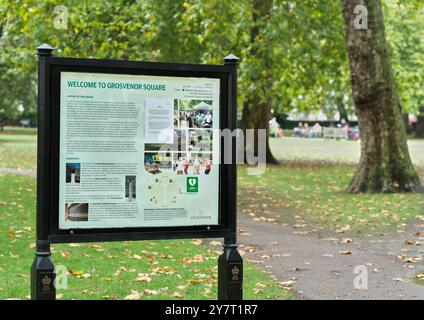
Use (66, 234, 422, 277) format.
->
(350, 126, 360, 141)
(176, 157, 184, 175)
(269, 117, 279, 137)
(193, 156, 200, 174)
(303, 123, 309, 138)
(309, 122, 322, 138)
(293, 122, 304, 137)
(183, 157, 189, 175)
(340, 118, 349, 137)
(277, 127, 284, 139)
(203, 112, 212, 128)
(204, 158, 212, 175)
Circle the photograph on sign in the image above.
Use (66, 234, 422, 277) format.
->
(58, 72, 221, 230)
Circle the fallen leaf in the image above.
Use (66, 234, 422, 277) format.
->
(68, 269, 84, 276)
(171, 292, 184, 298)
(404, 240, 417, 245)
(125, 290, 140, 300)
(143, 289, 158, 295)
(416, 273, 424, 280)
(60, 251, 71, 258)
(91, 244, 103, 251)
(136, 275, 152, 282)
(114, 267, 127, 276)
(336, 225, 350, 233)
(151, 267, 177, 275)
(278, 280, 295, 289)
(188, 279, 202, 285)
(391, 214, 400, 222)
(192, 239, 203, 246)
(339, 251, 352, 255)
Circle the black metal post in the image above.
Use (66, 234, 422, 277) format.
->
(218, 54, 243, 300)
(31, 44, 56, 300)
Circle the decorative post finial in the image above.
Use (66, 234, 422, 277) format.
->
(223, 54, 240, 66)
(36, 44, 55, 57)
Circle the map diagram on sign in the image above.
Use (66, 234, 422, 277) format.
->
(147, 177, 179, 207)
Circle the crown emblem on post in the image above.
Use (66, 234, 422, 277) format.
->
(42, 275, 52, 286)
(231, 266, 240, 276)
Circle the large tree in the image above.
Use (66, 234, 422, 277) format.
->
(241, 0, 279, 164)
(341, 0, 423, 193)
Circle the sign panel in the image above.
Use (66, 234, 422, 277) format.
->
(34, 49, 242, 300)
(58, 72, 220, 230)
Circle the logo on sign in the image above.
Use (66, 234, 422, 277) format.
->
(231, 266, 240, 281)
(187, 177, 198, 193)
(40, 274, 54, 293)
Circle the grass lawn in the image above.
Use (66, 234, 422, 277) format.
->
(238, 163, 424, 236)
(269, 137, 424, 167)
(1, 126, 37, 135)
(0, 173, 293, 300)
(415, 271, 424, 286)
(0, 134, 36, 171)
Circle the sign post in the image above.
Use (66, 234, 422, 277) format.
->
(31, 44, 56, 300)
(218, 54, 242, 300)
(31, 44, 242, 300)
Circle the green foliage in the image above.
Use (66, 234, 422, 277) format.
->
(0, 0, 422, 121)
(384, 0, 424, 113)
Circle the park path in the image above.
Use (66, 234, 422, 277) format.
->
(0, 167, 36, 177)
(237, 210, 424, 300)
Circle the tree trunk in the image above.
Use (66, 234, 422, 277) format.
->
(241, 0, 279, 165)
(341, 0, 423, 193)
(402, 113, 412, 135)
(336, 95, 348, 121)
(416, 107, 424, 139)
(242, 98, 278, 164)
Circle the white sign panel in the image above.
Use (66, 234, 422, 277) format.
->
(144, 98, 174, 144)
(58, 72, 220, 229)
